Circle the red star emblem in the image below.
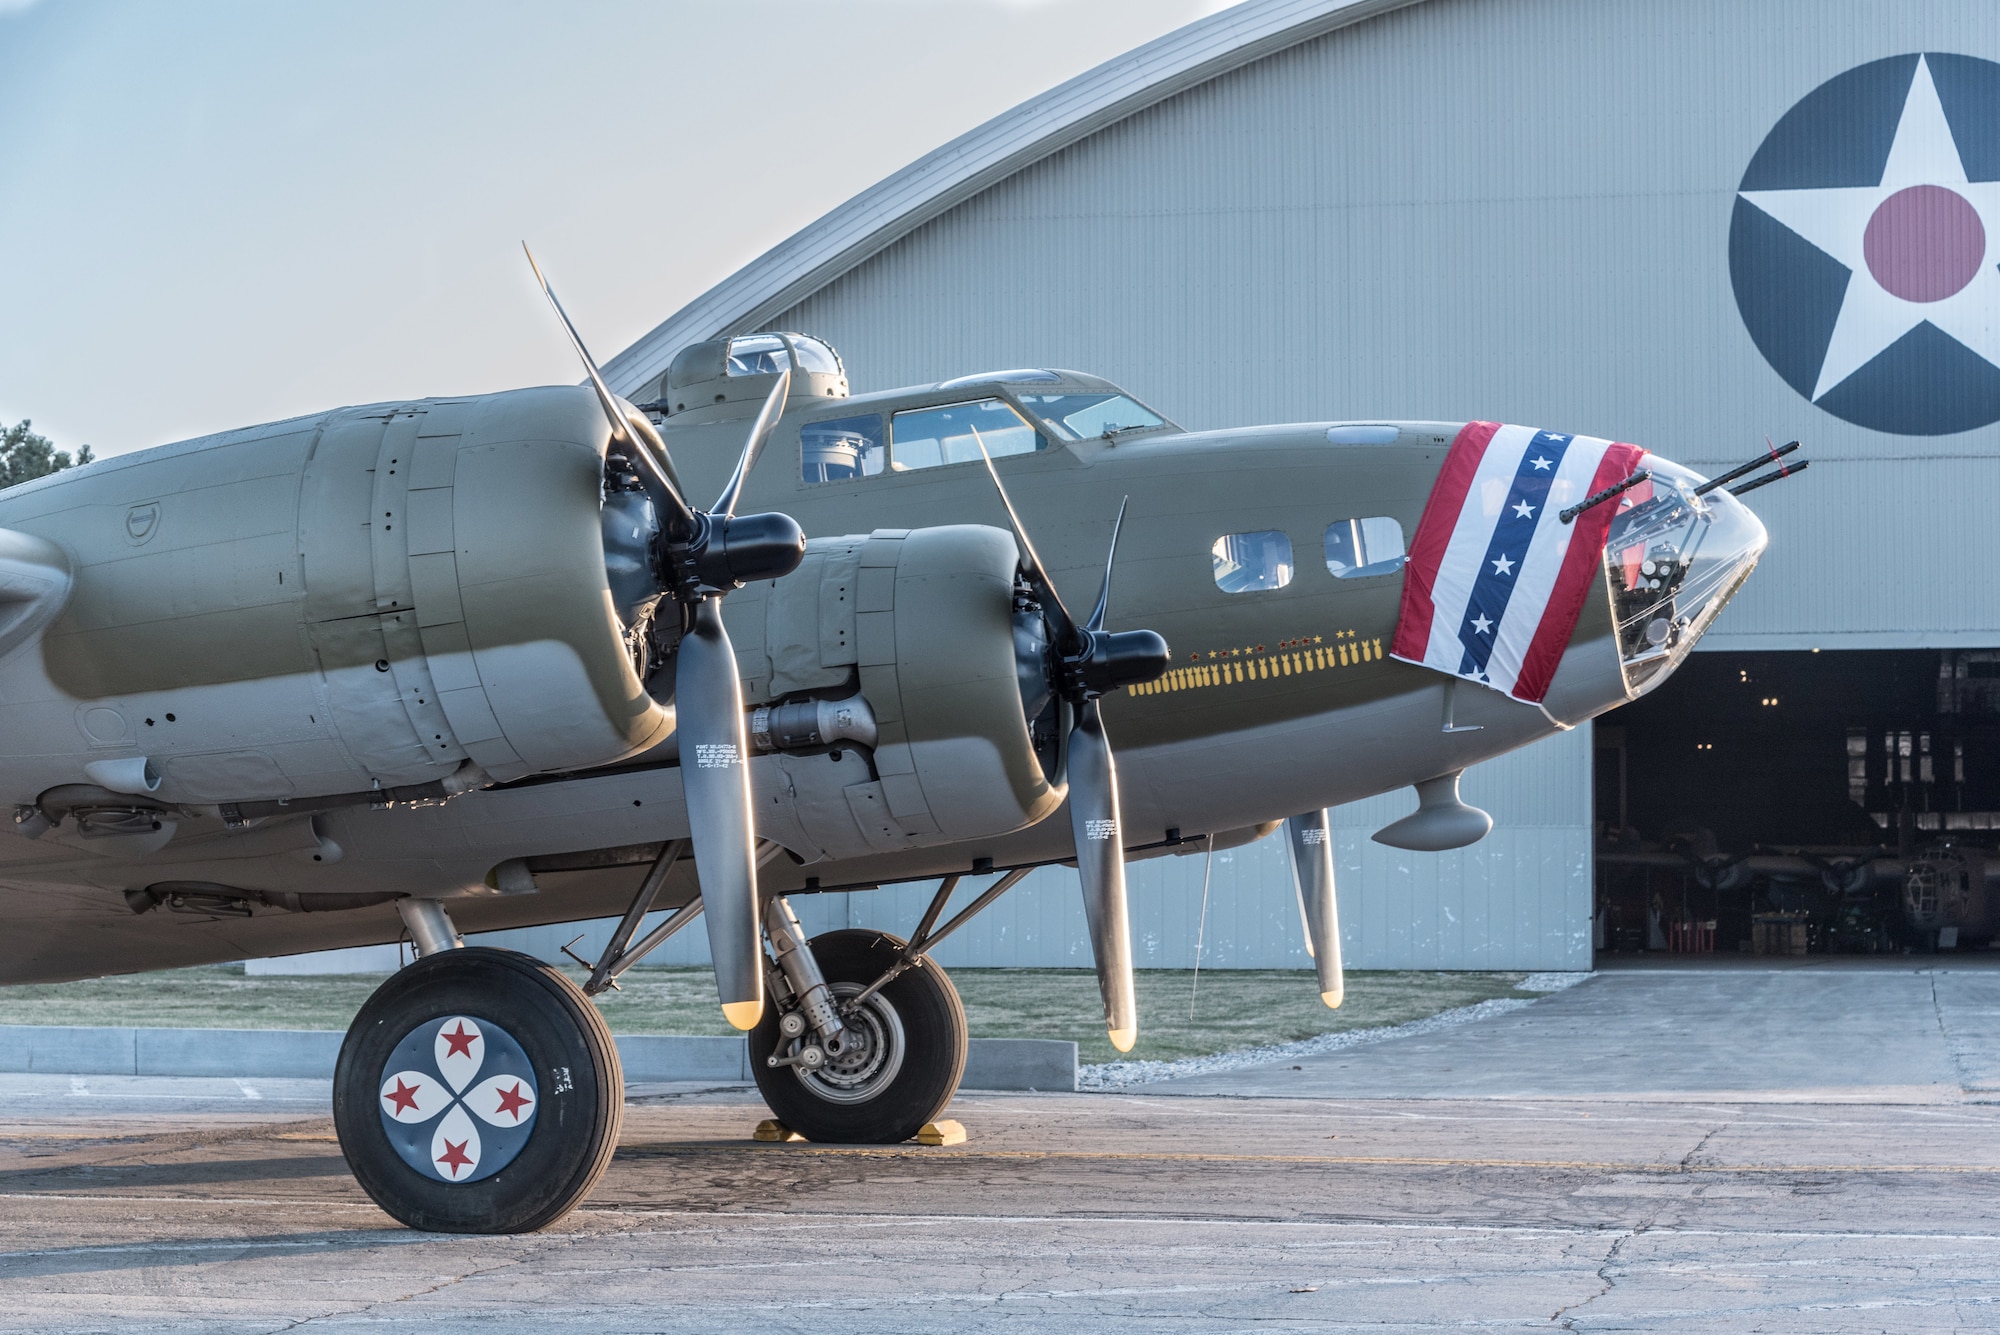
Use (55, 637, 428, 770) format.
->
(440, 1022, 479, 1060)
(436, 1138, 474, 1178)
(383, 1078, 422, 1116)
(491, 1082, 533, 1122)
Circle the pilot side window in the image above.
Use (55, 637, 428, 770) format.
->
(1212, 530, 1294, 593)
(801, 414, 885, 485)
(1324, 517, 1407, 578)
(890, 398, 1043, 471)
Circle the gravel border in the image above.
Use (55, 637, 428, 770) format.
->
(1078, 971, 1597, 1090)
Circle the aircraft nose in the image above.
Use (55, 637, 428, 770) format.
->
(1542, 452, 1769, 723)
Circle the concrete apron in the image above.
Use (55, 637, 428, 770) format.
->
(1142, 967, 2000, 1102)
(0, 1026, 1079, 1092)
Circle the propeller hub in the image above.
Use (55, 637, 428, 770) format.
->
(671, 511, 807, 593)
(1065, 628, 1171, 699)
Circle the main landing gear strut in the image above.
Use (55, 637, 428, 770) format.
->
(332, 861, 1029, 1233)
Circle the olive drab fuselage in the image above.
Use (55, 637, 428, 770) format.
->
(0, 359, 1757, 984)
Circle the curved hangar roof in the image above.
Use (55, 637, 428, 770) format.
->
(602, 0, 1423, 398)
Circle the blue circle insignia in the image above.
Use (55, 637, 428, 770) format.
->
(1730, 53, 2000, 436)
(377, 1015, 539, 1183)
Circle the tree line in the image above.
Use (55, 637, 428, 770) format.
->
(0, 421, 94, 490)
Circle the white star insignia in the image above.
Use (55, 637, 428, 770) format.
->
(1530, 456, 1553, 471)
(1491, 554, 1515, 576)
(1739, 54, 2000, 399)
(1470, 614, 1493, 635)
(1512, 500, 1536, 519)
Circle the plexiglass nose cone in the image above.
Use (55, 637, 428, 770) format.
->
(1540, 453, 1769, 725)
(1606, 455, 1768, 698)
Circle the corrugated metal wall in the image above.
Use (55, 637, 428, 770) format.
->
(484, 0, 1998, 973)
(776, 0, 2000, 650)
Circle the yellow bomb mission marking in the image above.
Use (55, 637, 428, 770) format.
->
(1126, 631, 1385, 696)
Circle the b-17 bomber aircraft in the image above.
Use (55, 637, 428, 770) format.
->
(0, 254, 1785, 1232)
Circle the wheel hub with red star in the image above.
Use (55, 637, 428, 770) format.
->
(376, 1015, 539, 1183)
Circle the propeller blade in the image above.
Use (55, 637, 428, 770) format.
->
(712, 368, 793, 519)
(968, 426, 1079, 650)
(522, 243, 695, 532)
(676, 598, 764, 1030)
(1083, 497, 1129, 635)
(1068, 697, 1137, 1051)
(1284, 810, 1344, 1009)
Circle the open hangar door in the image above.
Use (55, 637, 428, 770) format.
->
(1594, 650, 2000, 958)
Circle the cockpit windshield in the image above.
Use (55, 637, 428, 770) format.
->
(1605, 455, 1767, 696)
(1017, 393, 1168, 440)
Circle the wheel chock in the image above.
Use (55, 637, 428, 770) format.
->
(752, 1119, 804, 1143)
(916, 1119, 967, 1147)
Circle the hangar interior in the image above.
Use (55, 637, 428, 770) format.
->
(453, 0, 2000, 976)
(1596, 650, 2000, 956)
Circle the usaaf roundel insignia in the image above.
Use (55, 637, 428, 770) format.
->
(377, 1015, 538, 1183)
(1731, 53, 2000, 435)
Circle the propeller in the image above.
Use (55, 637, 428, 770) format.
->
(971, 437, 1170, 1051)
(526, 245, 805, 1031)
(1283, 810, 1344, 1009)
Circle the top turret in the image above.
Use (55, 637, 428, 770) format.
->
(644, 332, 849, 422)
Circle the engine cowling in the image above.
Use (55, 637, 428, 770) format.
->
(724, 525, 1065, 861)
(0, 385, 670, 809)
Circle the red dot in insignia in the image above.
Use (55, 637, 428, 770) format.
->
(1864, 184, 1986, 302)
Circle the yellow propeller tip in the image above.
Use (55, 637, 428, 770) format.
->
(1320, 990, 1345, 1010)
(1107, 1027, 1137, 1053)
(722, 1000, 763, 1031)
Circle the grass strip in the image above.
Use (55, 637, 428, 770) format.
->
(0, 965, 1527, 1065)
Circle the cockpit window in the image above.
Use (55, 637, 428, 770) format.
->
(801, 414, 884, 485)
(1018, 393, 1167, 441)
(726, 334, 789, 377)
(1212, 530, 1294, 593)
(790, 336, 843, 377)
(890, 398, 1043, 471)
(1324, 517, 1406, 578)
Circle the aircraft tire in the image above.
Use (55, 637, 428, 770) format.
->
(749, 929, 966, 1144)
(332, 947, 623, 1234)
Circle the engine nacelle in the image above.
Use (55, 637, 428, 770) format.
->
(725, 525, 1064, 861)
(0, 386, 669, 809)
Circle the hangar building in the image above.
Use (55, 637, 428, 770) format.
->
(483, 0, 2000, 974)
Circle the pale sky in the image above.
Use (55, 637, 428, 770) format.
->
(0, 0, 1230, 456)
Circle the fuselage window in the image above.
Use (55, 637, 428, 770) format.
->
(1018, 393, 1166, 441)
(1324, 517, 1407, 578)
(889, 398, 1043, 471)
(726, 334, 790, 377)
(1212, 530, 1294, 593)
(801, 414, 885, 484)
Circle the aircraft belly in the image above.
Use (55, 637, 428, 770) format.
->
(1115, 678, 1557, 837)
